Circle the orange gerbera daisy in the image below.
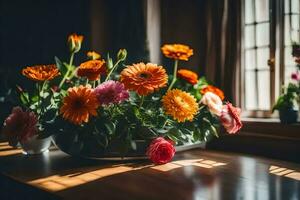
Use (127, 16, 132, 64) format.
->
(120, 63, 168, 96)
(201, 85, 225, 100)
(77, 60, 106, 81)
(177, 69, 198, 85)
(162, 89, 199, 122)
(68, 33, 84, 53)
(60, 85, 99, 125)
(161, 44, 193, 61)
(87, 51, 101, 60)
(22, 64, 60, 81)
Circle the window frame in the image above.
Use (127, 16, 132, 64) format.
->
(241, 0, 293, 118)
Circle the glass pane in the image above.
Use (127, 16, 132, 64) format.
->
(284, 0, 290, 14)
(256, 23, 269, 46)
(257, 70, 270, 110)
(255, 0, 269, 22)
(291, 0, 300, 13)
(257, 48, 269, 69)
(245, 71, 257, 110)
(245, 0, 254, 24)
(285, 46, 295, 66)
(291, 15, 300, 30)
(285, 65, 296, 84)
(245, 25, 255, 48)
(284, 16, 292, 45)
(245, 49, 256, 69)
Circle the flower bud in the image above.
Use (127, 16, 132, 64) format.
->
(68, 34, 84, 53)
(117, 49, 127, 61)
(87, 51, 101, 60)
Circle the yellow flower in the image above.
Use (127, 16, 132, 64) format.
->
(161, 44, 193, 61)
(68, 33, 84, 53)
(22, 64, 60, 82)
(162, 89, 199, 122)
(60, 85, 99, 125)
(87, 51, 101, 60)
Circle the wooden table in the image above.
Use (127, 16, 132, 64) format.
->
(0, 141, 300, 200)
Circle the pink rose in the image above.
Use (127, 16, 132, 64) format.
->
(146, 137, 175, 164)
(291, 72, 300, 81)
(2, 106, 38, 146)
(201, 92, 223, 116)
(220, 103, 242, 134)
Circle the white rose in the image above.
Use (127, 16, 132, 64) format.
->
(201, 92, 223, 116)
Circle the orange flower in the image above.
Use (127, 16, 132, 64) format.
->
(22, 64, 60, 81)
(120, 63, 168, 96)
(177, 69, 198, 85)
(87, 51, 101, 60)
(68, 33, 84, 53)
(77, 60, 106, 81)
(201, 85, 225, 100)
(60, 85, 99, 125)
(162, 89, 199, 122)
(161, 44, 193, 61)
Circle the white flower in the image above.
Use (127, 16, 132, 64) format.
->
(201, 92, 223, 116)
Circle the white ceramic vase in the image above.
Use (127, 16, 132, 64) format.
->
(20, 135, 52, 155)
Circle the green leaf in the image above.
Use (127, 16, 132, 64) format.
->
(104, 121, 116, 135)
(20, 92, 30, 106)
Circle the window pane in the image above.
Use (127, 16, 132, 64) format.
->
(245, 0, 254, 24)
(257, 48, 269, 69)
(285, 0, 290, 14)
(245, 71, 257, 110)
(257, 70, 270, 110)
(285, 46, 294, 66)
(256, 23, 269, 46)
(245, 25, 255, 48)
(291, 15, 300, 30)
(245, 49, 256, 70)
(284, 16, 292, 45)
(255, 0, 269, 22)
(291, 0, 300, 13)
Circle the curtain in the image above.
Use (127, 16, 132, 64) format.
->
(203, 0, 242, 104)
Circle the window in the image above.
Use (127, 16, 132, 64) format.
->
(242, 0, 300, 117)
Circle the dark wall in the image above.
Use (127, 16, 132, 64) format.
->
(0, 0, 91, 90)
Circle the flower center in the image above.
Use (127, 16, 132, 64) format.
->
(73, 98, 84, 109)
(139, 72, 150, 79)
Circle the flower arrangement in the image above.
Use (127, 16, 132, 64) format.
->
(1, 34, 242, 164)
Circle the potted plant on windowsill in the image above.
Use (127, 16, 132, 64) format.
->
(272, 83, 299, 124)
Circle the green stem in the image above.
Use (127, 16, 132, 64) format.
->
(168, 59, 179, 91)
(58, 53, 74, 88)
(105, 60, 121, 81)
(139, 95, 145, 108)
(39, 81, 47, 116)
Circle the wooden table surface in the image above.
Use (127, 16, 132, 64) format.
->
(0, 141, 300, 200)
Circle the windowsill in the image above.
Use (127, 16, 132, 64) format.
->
(238, 118, 300, 140)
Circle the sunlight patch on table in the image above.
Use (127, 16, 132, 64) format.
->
(28, 159, 227, 192)
(269, 165, 300, 181)
(0, 142, 22, 156)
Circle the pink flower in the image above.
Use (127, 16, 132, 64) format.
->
(94, 80, 129, 106)
(2, 107, 38, 145)
(201, 92, 223, 116)
(220, 103, 242, 134)
(146, 137, 175, 164)
(291, 72, 300, 81)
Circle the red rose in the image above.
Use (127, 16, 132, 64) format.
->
(220, 103, 242, 134)
(146, 137, 176, 164)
